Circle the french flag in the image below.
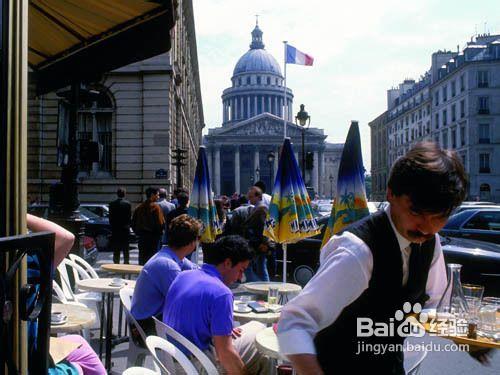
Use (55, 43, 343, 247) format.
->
(286, 44, 314, 66)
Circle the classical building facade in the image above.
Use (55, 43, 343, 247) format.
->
(371, 34, 500, 202)
(205, 23, 342, 197)
(27, 0, 203, 205)
(368, 111, 389, 201)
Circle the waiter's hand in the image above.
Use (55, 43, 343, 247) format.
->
(231, 327, 242, 339)
(467, 345, 492, 365)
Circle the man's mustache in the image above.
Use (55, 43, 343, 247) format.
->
(407, 230, 434, 241)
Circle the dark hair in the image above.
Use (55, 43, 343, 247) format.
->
(167, 214, 202, 248)
(145, 187, 159, 199)
(214, 199, 226, 222)
(254, 180, 266, 193)
(204, 235, 254, 266)
(177, 192, 189, 207)
(158, 188, 167, 199)
(249, 186, 263, 199)
(117, 187, 126, 198)
(388, 141, 468, 216)
(238, 194, 248, 206)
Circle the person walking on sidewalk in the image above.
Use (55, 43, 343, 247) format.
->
(132, 187, 165, 265)
(109, 187, 132, 264)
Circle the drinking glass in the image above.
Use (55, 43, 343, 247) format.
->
(479, 297, 500, 338)
(462, 284, 484, 323)
(268, 286, 279, 305)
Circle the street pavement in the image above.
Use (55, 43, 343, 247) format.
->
(91, 247, 500, 374)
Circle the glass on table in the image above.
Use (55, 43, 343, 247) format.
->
(268, 286, 279, 305)
(478, 297, 500, 338)
(462, 284, 484, 323)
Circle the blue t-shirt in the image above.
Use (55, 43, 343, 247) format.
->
(163, 264, 233, 351)
(131, 246, 198, 320)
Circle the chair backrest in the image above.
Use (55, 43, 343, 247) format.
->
(56, 259, 77, 301)
(153, 317, 218, 375)
(405, 348, 428, 374)
(145, 336, 198, 375)
(52, 280, 69, 304)
(119, 288, 147, 342)
(122, 366, 159, 375)
(68, 253, 99, 279)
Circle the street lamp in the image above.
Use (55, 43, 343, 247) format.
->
(255, 166, 260, 182)
(267, 152, 275, 187)
(329, 174, 334, 199)
(295, 104, 311, 176)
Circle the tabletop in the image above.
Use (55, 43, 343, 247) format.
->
(101, 263, 143, 275)
(76, 278, 135, 293)
(243, 282, 302, 295)
(50, 303, 96, 334)
(255, 327, 285, 360)
(233, 304, 281, 325)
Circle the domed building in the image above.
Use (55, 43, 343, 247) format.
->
(205, 23, 342, 196)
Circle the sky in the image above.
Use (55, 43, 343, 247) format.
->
(193, 0, 500, 171)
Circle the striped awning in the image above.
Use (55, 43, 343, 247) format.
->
(29, 0, 175, 93)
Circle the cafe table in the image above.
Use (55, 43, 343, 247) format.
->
(76, 277, 134, 372)
(255, 326, 289, 375)
(243, 282, 302, 304)
(101, 263, 141, 336)
(50, 303, 96, 334)
(233, 303, 281, 325)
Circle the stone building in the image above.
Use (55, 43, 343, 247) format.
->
(368, 111, 388, 201)
(204, 23, 342, 197)
(371, 33, 500, 202)
(27, 0, 203, 205)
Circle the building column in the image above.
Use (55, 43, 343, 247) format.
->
(261, 96, 265, 114)
(234, 146, 240, 193)
(254, 96, 258, 116)
(247, 96, 251, 118)
(274, 96, 278, 116)
(207, 147, 213, 182)
(274, 146, 280, 178)
(312, 150, 319, 193)
(91, 104, 99, 175)
(234, 97, 238, 120)
(268, 96, 272, 113)
(254, 147, 260, 182)
(318, 150, 325, 196)
(214, 146, 221, 195)
(240, 97, 244, 119)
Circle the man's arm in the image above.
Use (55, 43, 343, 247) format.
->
(287, 354, 324, 375)
(213, 335, 245, 375)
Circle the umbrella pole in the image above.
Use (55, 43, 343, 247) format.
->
(282, 243, 287, 283)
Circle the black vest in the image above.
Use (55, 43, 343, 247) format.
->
(314, 211, 435, 374)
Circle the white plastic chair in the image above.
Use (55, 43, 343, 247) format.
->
(146, 335, 198, 375)
(68, 253, 99, 280)
(120, 288, 150, 367)
(404, 348, 428, 374)
(153, 317, 218, 374)
(122, 367, 159, 375)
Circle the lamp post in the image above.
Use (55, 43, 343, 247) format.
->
(295, 104, 311, 177)
(267, 152, 275, 187)
(255, 166, 260, 183)
(329, 174, 334, 199)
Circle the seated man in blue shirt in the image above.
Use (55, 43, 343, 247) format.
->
(163, 235, 269, 374)
(131, 214, 201, 338)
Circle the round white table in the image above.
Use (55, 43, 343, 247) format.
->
(243, 282, 302, 304)
(233, 304, 280, 325)
(255, 327, 284, 360)
(50, 303, 96, 334)
(101, 263, 143, 275)
(76, 278, 132, 372)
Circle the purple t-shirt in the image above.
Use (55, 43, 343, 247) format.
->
(163, 264, 233, 351)
(131, 246, 198, 320)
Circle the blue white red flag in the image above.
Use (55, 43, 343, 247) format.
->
(286, 44, 314, 66)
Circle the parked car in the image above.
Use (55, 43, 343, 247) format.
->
(277, 214, 500, 296)
(441, 208, 500, 244)
(453, 204, 499, 215)
(28, 203, 135, 251)
(80, 203, 109, 218)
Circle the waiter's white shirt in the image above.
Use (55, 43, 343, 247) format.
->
(261, 193, 271, 208)
(277, 204, 447, 356)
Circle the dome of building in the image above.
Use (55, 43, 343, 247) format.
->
(233, 24, 282, 76)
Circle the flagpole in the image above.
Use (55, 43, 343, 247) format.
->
(283, 41, 287, 139)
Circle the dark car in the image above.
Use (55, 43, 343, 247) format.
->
(277, 215, 500, 296)
(440, 208, 500, 244)
(28, 204, 134, 251)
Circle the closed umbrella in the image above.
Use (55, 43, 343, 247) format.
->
(264, 138, 320, 282)
(321, 121, 369, 248)
(188, 146, 221, 263)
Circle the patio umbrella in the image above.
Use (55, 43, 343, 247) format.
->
(321, 121, 369, 248)
(188, 146, 221, 263)
(264, 138, 320, 282)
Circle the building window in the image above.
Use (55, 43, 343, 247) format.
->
(426, 121, 430, 134)
(267, 77, 271, 85)
(442, 86, 447, 102)
(460, 152, 467, 169)
(405, 116, 409, 126)
(247, 77, 251, 85)
(479, 153, 490, 173)
(460, 74, 465, 91)
(460, 99, 465, 118)
(434, 92, 439, 106)
(478, 71, 489, 88)
(451, 80, 456, 97)
(257, 76, 261, 85)
(479, 184, 492, 201)
(442, 109, 447, 127)
(427, 104, 431, 115)
(479, 123, 490, 144)
(451, 104, 456, 122)
(442, 130, 448, 149)
(460, 126, 466, 146)
(435, 113, 439, 129)
(451, 128, 457, 149)
(478, 96, 489, 114)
